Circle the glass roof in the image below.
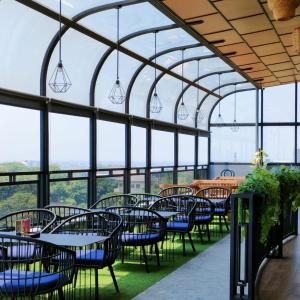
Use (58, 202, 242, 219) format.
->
(0, 0, 255, 130)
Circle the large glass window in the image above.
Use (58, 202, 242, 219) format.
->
(263, 126, 295, 163)
(211, 127, 256, 163)
(49, 113, 89, 170)
(178, 134, 194, 165)
(97, 120, 125, 168)
(131, 126, 146, 167)
(263, 83, 295, 123)
(198, 136, 208, 165)
(0, 105, 40, 170)
(151, 172, 173, 194)
(96, 176, 123, 200)
(151, 130, 174, 166)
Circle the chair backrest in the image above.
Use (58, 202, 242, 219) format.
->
(196, 187, 231, 210)
(190, 195, 215, 219)
(0, 233, 75, 297)
(51, 211, 123, 266)
(89, 194, 138, 209)
(220, 169, 235, 177)
(131, 193, 161, 209)
(0, 209, 56, 233)
(45, 205, 90, 222)
(106, 206, 166, 243)
(159, 186, 193, 197)
(150, 195, 196, 230)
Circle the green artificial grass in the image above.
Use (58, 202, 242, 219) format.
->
(73, 231, 227, 299)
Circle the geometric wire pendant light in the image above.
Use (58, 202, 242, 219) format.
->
(231, 84, 239, 132)
(214, 73, 224, 127)
(48, 0, 72, 93)
(150, 31, 163, 113)
(108, 6, 126, 104)
(177, 49, 189, 120)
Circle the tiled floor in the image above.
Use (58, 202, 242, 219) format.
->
(134, 235, 230, 300)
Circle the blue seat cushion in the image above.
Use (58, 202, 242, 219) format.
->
(0, 270, 64, 295)
(75, 249, 104, 265)
(122, 233, 160, 245)
(166, 221, 189, 232)
(7, 245, 36, 259)
(195, 215, 212, 223)
(214, 208, 226, 214)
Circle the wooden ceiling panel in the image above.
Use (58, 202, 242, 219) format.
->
(261, 75, 278, 83)
(278, 75, 296, 83)
(253, 43, 285, 56)
(230, 53, 260, 65)
(203, 30, 243, 46)
(243, 30, 279, 46)
(192, 14, 231, 35)
(262, 81, 281, 87)
(217, 43, 252, 56)
(214, 0, 263, 20)
(230, 15, 272, 35)
(247, 69, 273, 78)
(273, 16, 300, 35)
(260, 53, 290, 65)
(295, 64, 300, 71)
(273, 69, 297, 77)
(268, 62, 294, 71)
(280, 34, 293, 47)
(242, 62, 268, 73)
(286, 46, 297, 56)
(291, 56, 300, 64)
(163, 0, 216, 19)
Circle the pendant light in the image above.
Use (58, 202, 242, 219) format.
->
(150, 31, 163, 113)
(49, 0, 72, 93)
(214, 73, 224, 126)
(108, 7, 126, 104)
(231, 84, 239, 132)
(177, 49, 189, 121)
(195, 59, 204, 124)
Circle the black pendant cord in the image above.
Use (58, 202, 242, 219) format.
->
(181, 49, 185, 104)
(59, 0, 62, 64)
(154, 31, 157, 94)
(116, 7, 120, 81)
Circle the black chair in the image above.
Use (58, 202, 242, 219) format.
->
(0, 233, 75, 298)
(191, 196, 215, 242)
(106, 206, 166, 273)
(220, 169, 235, 177)
(196, 187, 231, 232)
(89, 194, 138, 209)
(159, 186, 193, 197)
(0, 209, 56, 233)
(130, 193, 161, 209)
(45, 204, 90, 225)
(51, 211, 122, 298)
(150, 195, 196, 256)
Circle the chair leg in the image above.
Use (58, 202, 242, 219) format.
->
(141, 246, 150, 273)
(197, 224, 204, 242)
(223, 215, 229, 231)
(154, 243, 160, 266)
(58, 287, 65, 300)
(219, 215, 223, 233)
(182, 233, 186, 256)
(188, 232, 195, 252)
(108, 265, 119, 293)
(95, 268, 99, 300)
(206, 224, 211, 242)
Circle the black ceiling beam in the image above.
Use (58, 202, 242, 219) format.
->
(17, 0, 219, 100)
(173, 69, 235, 123)
(148, 0, 259, 89)
(40, 0, 144, 96)
(146, 54, 217, 118)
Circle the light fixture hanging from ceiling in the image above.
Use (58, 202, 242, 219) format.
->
(177, 49, 189, 121)
(108, 6, 126, 104)
(231, 84, 239, 132)
(214, 73, 224, 127)
(150, 31, 163, 113)
(49, 0, 71, 93)
(268, 0, 300, 21)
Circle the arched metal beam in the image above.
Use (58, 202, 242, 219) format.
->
(195, 81, 248, 127)
(89, 23, 178, 106)
(40, 0, 144, 96)
(173, 69, 235, 123)
(125, 43, 201, 113)
(146, 54, 217, 118)
(207, 88, 256, 126)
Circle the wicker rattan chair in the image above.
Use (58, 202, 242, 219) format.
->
(159, 186, 193, 197)
(130, 193, 161, 209)
(89, 194, 138, 209)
